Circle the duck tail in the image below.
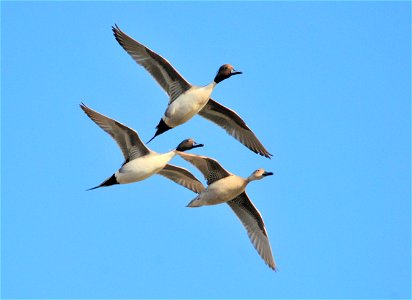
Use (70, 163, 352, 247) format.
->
(87, 174, 118, 191)
(146, 118, 172, 144)
(186, 196, 203, 208)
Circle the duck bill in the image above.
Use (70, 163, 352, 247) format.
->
(262, 171, 274, 177)
(231, 70, 242, 76)
(192, 143, 204, 149)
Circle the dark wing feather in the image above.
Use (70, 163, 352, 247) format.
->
(112, 25, 191, 102)
(199, 99, 272, 158)
(177, 152, 231, 185)
(80, 103, 150, 161)
(158, 164, 206, 194)
(227, 192, 276, 270)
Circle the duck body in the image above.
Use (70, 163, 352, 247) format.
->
(187, 174, 247, 207)
(115, 151, 176, 184)
(80, 103, 205, 193)
(177, 152, 276, 270)
(112, 26, 272, 158)
(164, 83, 216, 128)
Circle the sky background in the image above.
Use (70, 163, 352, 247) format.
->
(1, 1, 410, 299)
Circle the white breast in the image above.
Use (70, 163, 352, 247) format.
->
(164, 83, 216, 127)
(116, 151, 176, 184)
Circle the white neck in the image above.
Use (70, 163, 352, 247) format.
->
(206, 81, 217, 89)
(246, 175, 260, 183)
(160, 150, 177, 161)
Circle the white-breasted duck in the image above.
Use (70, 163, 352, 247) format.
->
(177, 152, 276, 270)
(80, 103, 205, 193)
(112, 25, 272, 158)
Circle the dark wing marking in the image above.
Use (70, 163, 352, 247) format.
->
(80, 103, 150, 161)
(158, 164, 206, 194)
(199, 99, 272, 158)
(112, 25, 192, 102)
(227, 192, 276, 270)
(177, 152, 231, 185)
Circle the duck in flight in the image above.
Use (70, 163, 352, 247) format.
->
(177, 152, 276, 270)
(80, 103, 205, 193)
(112, 25, 272, 158)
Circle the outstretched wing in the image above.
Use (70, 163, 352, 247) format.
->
(80, 103, 151, 162)
(227, 192, 276, 270)
(158, 164, 206, 194)
(112, 25, 192, 102)
(199, 99, 272, 158)
(177, 152, 231, 185)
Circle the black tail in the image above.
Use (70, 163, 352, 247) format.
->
(146, 118, 172, 144)
(87, 174, 118, 191)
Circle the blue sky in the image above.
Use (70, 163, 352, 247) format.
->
(1, 1, 410, 299)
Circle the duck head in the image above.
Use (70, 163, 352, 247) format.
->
(248, 168, 274, 181)
(214, 64, 242, 84)
(176, 138, 204, 152)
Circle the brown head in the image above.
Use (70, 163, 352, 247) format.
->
(214, 64, 242, 84)
(176, 138, 204, 152)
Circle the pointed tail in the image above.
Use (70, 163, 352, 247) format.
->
(86, 174, 118, 191)
(186, 196, 203, 208)
(146, 118, 172, 144)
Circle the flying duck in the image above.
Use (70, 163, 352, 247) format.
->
(112, 25, 272, 158)
(80, 103, 205, 193)
(178, 152, 276, 270)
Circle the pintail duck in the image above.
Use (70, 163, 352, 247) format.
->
(80, 103, 205, 193)
(112, 25, 272, 158)
(178, 152, 276, 270)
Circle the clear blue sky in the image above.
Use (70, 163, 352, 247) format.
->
(1, 1, 410, 299)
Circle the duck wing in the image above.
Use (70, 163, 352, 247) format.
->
(177, 152, 231, 185)
(80, 103, 150, 162)
(198, 99, 272, 158)
(158, 164, 206, 194)
(112, 25, 192, 103)
(227, 192, 276, 270)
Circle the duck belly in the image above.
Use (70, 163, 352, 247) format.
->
(164, 85, 213, 127)
(116, 152, 174, 184)
(187, 175, 246, 207)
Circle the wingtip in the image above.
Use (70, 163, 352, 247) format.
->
(79, 102, 93, 117)
(267, 257, 277, 271)
(112, 23, 120, 33)
(112, 24, 123, 43)
(256, 149, 273, 159)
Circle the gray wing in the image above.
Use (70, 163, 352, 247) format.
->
(177, 152, 231, 185)
(80, 103, 150, 161)
(227, 192, 276, 270)
(158, 164, 206, 194)
(199, 99, 272, 158)
(112, 25, 192, 102)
